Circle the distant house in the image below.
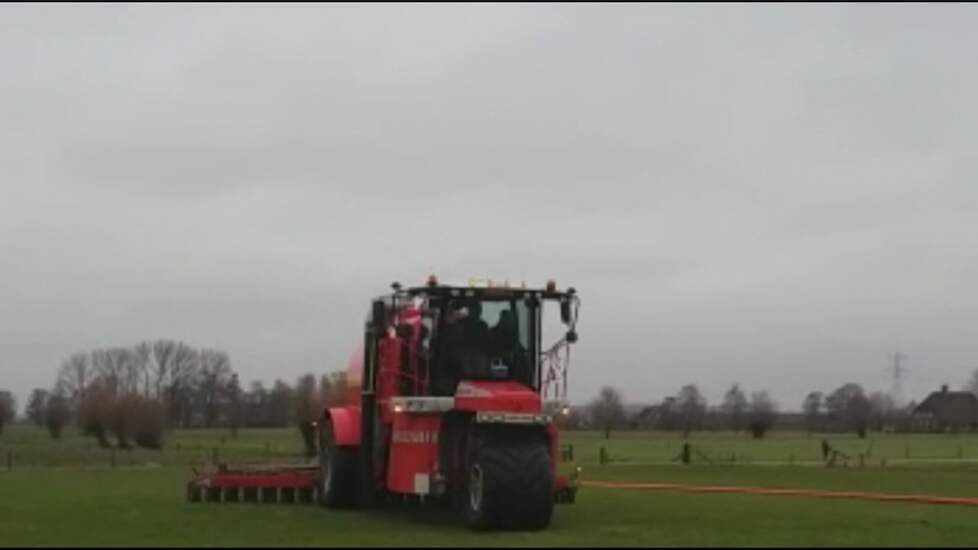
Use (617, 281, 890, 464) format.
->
(912, 385, 978, 432)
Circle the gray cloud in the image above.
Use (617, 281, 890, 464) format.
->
(3, 4, 977, 410)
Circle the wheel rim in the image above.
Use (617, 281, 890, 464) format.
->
(469, 464, 483, 512)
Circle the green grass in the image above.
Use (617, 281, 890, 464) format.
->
(5, 425, 978, 546)
(0, 423, 307, 467)
(3, 466, 978, 547)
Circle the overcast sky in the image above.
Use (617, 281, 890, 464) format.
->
(3, 4, 977, 411)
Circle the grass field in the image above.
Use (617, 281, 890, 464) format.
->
(4, 424, 978, 547)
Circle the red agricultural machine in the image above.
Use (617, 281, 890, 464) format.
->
(188, 276, 581, 530)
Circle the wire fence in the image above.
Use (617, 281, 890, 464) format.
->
(0, 439, 310, 470)
(6, 427, 978, 471)
(0, 423, 321, 470)
(558, 432, 978, 469)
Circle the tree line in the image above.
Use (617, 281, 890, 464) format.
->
(570, 380, 927, 440)
(7, 350, 978, 444)
(575, 383, 779, 439)
(1, 339, 346, 453)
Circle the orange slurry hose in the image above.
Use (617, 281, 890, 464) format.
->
(581, 480, 978, 508)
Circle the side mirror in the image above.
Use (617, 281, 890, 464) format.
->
(560, 299, 572, 324)
(566, 330, 578, 344)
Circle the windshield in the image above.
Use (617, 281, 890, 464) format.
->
(431, 297, 537, 393)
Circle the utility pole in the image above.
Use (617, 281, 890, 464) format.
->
(887, 352, 908, 405)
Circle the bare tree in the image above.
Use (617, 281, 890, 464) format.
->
(131, 397, 165, 449)
(849, 392, 872, 438)
(120, 347, 144, 395)
(245, 380, 269, 427)
(108, 391, 141, 449)
(676, 384, 707, 438)
(133, 342, 151, 397)
(268, 379, 295, 428)
(78, 380, 112, 448)
(77, 371, 165, 449)
(90, 349, 110, 387)
(56, 352, 90, 405)
(747, 391, 777, 439)
(49, 340, 227, 444)
(197, 349, 232, 428)
(0, 391, 15, 434)
(721, 384, 748, 432)
(146, 340, 177, 400)
(802, 391, 823, 433)
(164, 343, 198, 428)
(26, 388, 49, 428)
(93, 347, 142, 396)
(45, 392, 71, 439)
(588, 386, 626, 439)
(826, 383, 871, 438)
(654, 396, 680, 431)
(226, 373, 242, 438)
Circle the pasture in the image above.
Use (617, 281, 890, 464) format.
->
(3, 425, 978, 547)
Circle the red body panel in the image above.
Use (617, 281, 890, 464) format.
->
(325, 406, 361, 447)
(454, 380, 542, 413)
(377, 337, 401, 412)
(385, 413, 442, 495)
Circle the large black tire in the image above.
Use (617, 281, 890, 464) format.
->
(462, 428, 554, 531)
(317, 419, 359, 508)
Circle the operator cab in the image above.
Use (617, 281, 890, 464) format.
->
(433, 294, 535, 395)
(375, 277, 579, 401)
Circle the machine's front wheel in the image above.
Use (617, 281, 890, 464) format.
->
(463, 428, 554, 531)
(317, 419, 359, 508)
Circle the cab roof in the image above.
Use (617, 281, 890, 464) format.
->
(391, 277, 575, 301)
